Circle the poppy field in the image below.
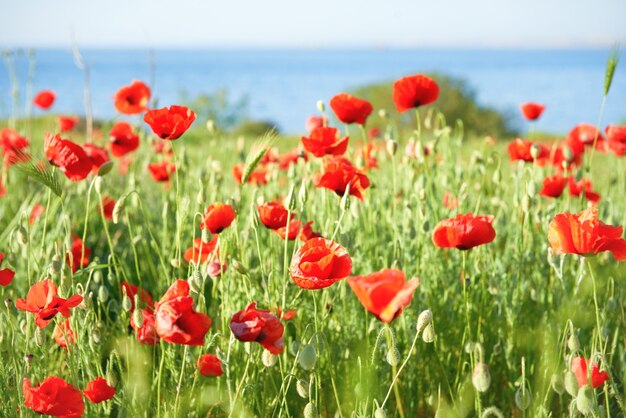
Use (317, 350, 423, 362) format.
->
(1, 56, 626, 418)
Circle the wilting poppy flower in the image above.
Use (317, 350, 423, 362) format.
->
(15, 279, 83, 328)
(201, 202, 236, 234)
(58, 116, 79, 132)
(130, 308, 159, 345)
(567, 177, 600, 203)
(66, 235, 90, 273)
(299, 221, 322, 242)
(33, 90, 56, 110)
(148, 161, 176, 183)
(83, 143, 110, 174)
(548, 208, 626, 261)
(314, 157, 370, 201)
(258, 202, 289, 230)
(568, 123, 604, 147)
(605, 124, 626, 156)
(196, 354, 223, 377)
(53, 320, 76, 348)
(392, 74, 439, 113)
(230, 302, 284, 354)
(184, 236, 219, 264)
(348, 269, 420, 323)
(23, 376, 84, 418)
(232, 163, 268, 185)
(109, 122, 140, 157)
(290, 237, 352, 289)
(29, 204, 45, 224)
(540, 174, 567, 198)
(0, 128, 30, 168)
(114, 80, 151, 115)
(83, 377, 116, 403)
(275, 219, 302, 240)
(154, 279, 211, 346)
(121, 281, 154, 312)
(0, 252, 15, 286)
(44, 134, 92, 181)
(144, 105, 196, 140)
(507, 138, 550, 163)
(519, 102, 545, 121)
(101, 195, 116, 220)
(330, 93, 373, 125)
(301, 126, 349, 157)
(305, 115, 327, 133)
(432, 214, 496, 250)
(571, 356, 609, 389)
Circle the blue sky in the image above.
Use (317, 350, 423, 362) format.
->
(2, 0, 625, 48)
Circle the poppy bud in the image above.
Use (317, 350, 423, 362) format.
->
(299, 344, 317, 371)
(386, 347, 400, 366)
(340, 183, 351, 211)
(563, 146, 574, 163)
(386, 139, 398, 157)
(298, 180, 308, 209)
(121, 294, 132, 312)
(284, 184, 297, 212)
(262, 350, 278, 367)
(24, 353, 34, 367)
(481, 406, 505, 417)
(16, 226, 28, 245)
(492, 169, 501, 184)
(4, 298, 12, 310)
(422, 323, 435, 343)
(567, 333, 579, 352)
(93, 326, 102, 344)
(132, 308, 144, 329)
(374, 408, 387, 418)
(304, 402, 318, 418)
(378, 109, 387, 119)
(515, 387, 531, 410)
(530, 144, 542, 160)
(206, 119, 215, 133)
(170, 258, 182, 268)
(316, 100, 325, 113)
(416, 309, 433, 334)
(189, 270, 204, 294)
(232, 259, 248, 275)
(201, 229, 212, 244)
(94, 176, 103, 194)
(97, 161, 114, 177)
(35, 327, 45, 346)
(576, 385, 594, 415)
(472, 362, 491, 393)
(526, 181, 537, 198)
(521, 195, 531, 213)
(564, 370, 579, 397)
(550, 373, 565, 395)
(19, 319, 27, 335)
(112, 194, 127, 224)
(98, 286, 109, 304)
(296, 379, 309, 399)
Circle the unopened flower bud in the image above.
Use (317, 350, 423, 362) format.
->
(299, 344, 317, 371)
(16, 226, 28, 245)
(422, 323, 435, 343)
(316, 100, 325, 113)
(262, 350, 278, 367)
(189, 270, 204, 293)
(340, 183, 351, 211)
(304, 402, 318, 418)
(378, 109, 387, 119)
(284, 184, 297, 211)
(576, 385, 594, 415)
(170, 258, 182, 268)
(201, 229, 212, 244)
(526, 181, 537, 198)
(386, 139, 398, 157)
(374, 408, 387, 418)
(564, 370, 579, 397)
(97, 161, 114, 177)
(232, 259, 248, 275)
(121, 294, 132, 312)
(416, 309, 433, 334)
(515, 387, 531, 410)
(94, 176, 103, 194)
(35, 327, 46, 346)
(296, 379, 309, 399)
(298, 180, 308, 209)
(206, 119, 215, 133)
(550, 373, 565, 395)
(567, 333, 580, 352)
(563, 146, 574, 163)
(98, 286, 109, 304)
(112, 195, 127, 224)
(530, 144, 542, 160)
(386, 347, 400, 366)
(521, 195, 531, 213)
(132, 308, 144, 328)
(472, 363, 491, 392)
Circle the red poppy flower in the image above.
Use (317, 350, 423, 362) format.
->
(259, 148, 279, 166)
(184, 236, 219, 264)
(540, 174, 567, 198)
(568, 123, 604, 146)
(548, 208, 626, 261)
(230, 302, 284, 354)
(114, 80, 151, 114)
(358, 142, 379, 170)
(232, 163, 269, 185)
(109, 122, 140, 157)
(23, 376, 84, 418)
(519, 102, 545, 121)
(507, 138, 550, 163)
(299, 221, 322, 242)
(257, 202, 290, 230)
(83, 143, 110, 174)
(196, 354, 223, 377)
(44, 133, 92, 181)
(0, 252, 15, 286)
(121, 281, 154, 312)
(432, 214, 496, 250)
(330, 93, 373, 125)
(83, 377, 116, 403)
(201, 202, 236, 234)
(53, 320, 76, 348)
(567, 177, 600, 203)
(551, 140, 585, 169)
(15, 279, 83, 328)
(275, 219, 302, 240)
(571, 356, 609, 389)
(130, 308, 159, 345)
(148, 161, 176, 183)
(368, 127, 382, 139)
(314, 157, 370, 201)
(278, 149, 307, 170)
(154, 279, 211, 346)
(301, 126, 349, 158)
(33, 90, 56, 110)
(101, 195, 116, 220)
(144, 105, 196, 140)
(29, 204, 44, 224)
(58, 116, 79, 132)
(605, 125, 626, 156)
(290, 237, 352, 289)
(0, 128, 30, 168)
(305, 115, 327, 133)
(392, 74, 439, 112)
(348, 269, 420, 323)
(66, 235, 90, 273)
(443, 192, 459, 210)
(152, 140, 173, 156)
(275, 306, 297, 320)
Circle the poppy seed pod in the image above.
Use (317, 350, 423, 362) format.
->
(515, 387, 531, 410)
(576, 385, 594, 415)
(416, 309, 433, 333)
(422, 323, 435, 343)
(304, 402, 318, 418)
(262, 350, 278, 367)
(299, 344, 317, 371)
(472, 363, 491, 392)
(296, 379, 309, 399)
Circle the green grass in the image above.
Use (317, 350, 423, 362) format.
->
(1, 111, 625, 418)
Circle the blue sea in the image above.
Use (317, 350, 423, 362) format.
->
(1, 49, 624, 134)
